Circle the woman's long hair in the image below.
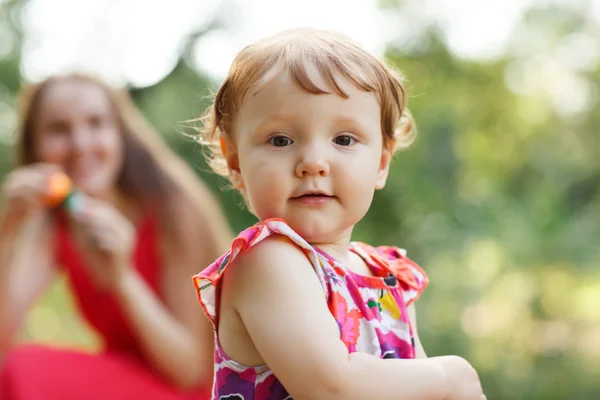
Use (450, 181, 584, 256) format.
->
(16, 73, 231, 265)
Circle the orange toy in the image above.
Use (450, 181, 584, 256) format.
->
(43, 172, 73, 207)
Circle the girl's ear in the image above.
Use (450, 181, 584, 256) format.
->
(375, 141, 394, 190)
(221, 137, 244, 190)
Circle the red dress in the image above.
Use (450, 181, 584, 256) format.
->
(0, 213, 211, 399)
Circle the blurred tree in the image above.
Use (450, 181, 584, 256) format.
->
(367, 2, 600, 399)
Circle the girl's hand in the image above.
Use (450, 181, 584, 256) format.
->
(72, 198, 136, 291)
(0, 163, 63, 228)
(432, 355, 486, 400)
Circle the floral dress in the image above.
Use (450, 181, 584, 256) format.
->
(193, 218, 428, 400)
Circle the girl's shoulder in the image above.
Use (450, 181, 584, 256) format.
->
(195, 218, 312, 282)
(193, 218, 324, 324)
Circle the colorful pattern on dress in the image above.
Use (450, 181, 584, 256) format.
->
(193, 218, 428, 400)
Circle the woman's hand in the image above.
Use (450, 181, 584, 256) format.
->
(0, 163, 62, 229)
(72, 198, 136, 291)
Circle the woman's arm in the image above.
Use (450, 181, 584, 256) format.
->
(112, 200, 230, 390)
(0, 211, 56, 354)
(114, 264, 213, 390)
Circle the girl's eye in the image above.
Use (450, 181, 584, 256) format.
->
(334, 135, 355, 146)
(269, 136, 293, 147)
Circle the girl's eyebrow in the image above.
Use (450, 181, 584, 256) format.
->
(260, 114, 296, 123)
(250, 113, 296, 134)
(331, 114, 373, 133)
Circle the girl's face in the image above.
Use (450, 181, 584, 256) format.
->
(225, 66, 393, 245)
(32, 80, 125, 197)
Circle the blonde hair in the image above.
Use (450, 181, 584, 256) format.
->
(197, 28, 417, 178)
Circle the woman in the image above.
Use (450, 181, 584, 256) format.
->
(0, 73, 232, 399)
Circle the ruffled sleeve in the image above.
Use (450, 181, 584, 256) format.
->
(192, 218, 325, 327)
(374, 246, 428, 305)
(347, 242, 429, 306)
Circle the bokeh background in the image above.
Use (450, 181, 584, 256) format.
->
(1, 0, 599, 398)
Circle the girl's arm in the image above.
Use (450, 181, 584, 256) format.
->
(408, 303, 427, 358)
(0, 211, 56, 354)
(226, 235, 483, 400)
(112, 199, 231, 390)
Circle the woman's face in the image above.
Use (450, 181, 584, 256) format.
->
(32, 80, 125, 197)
